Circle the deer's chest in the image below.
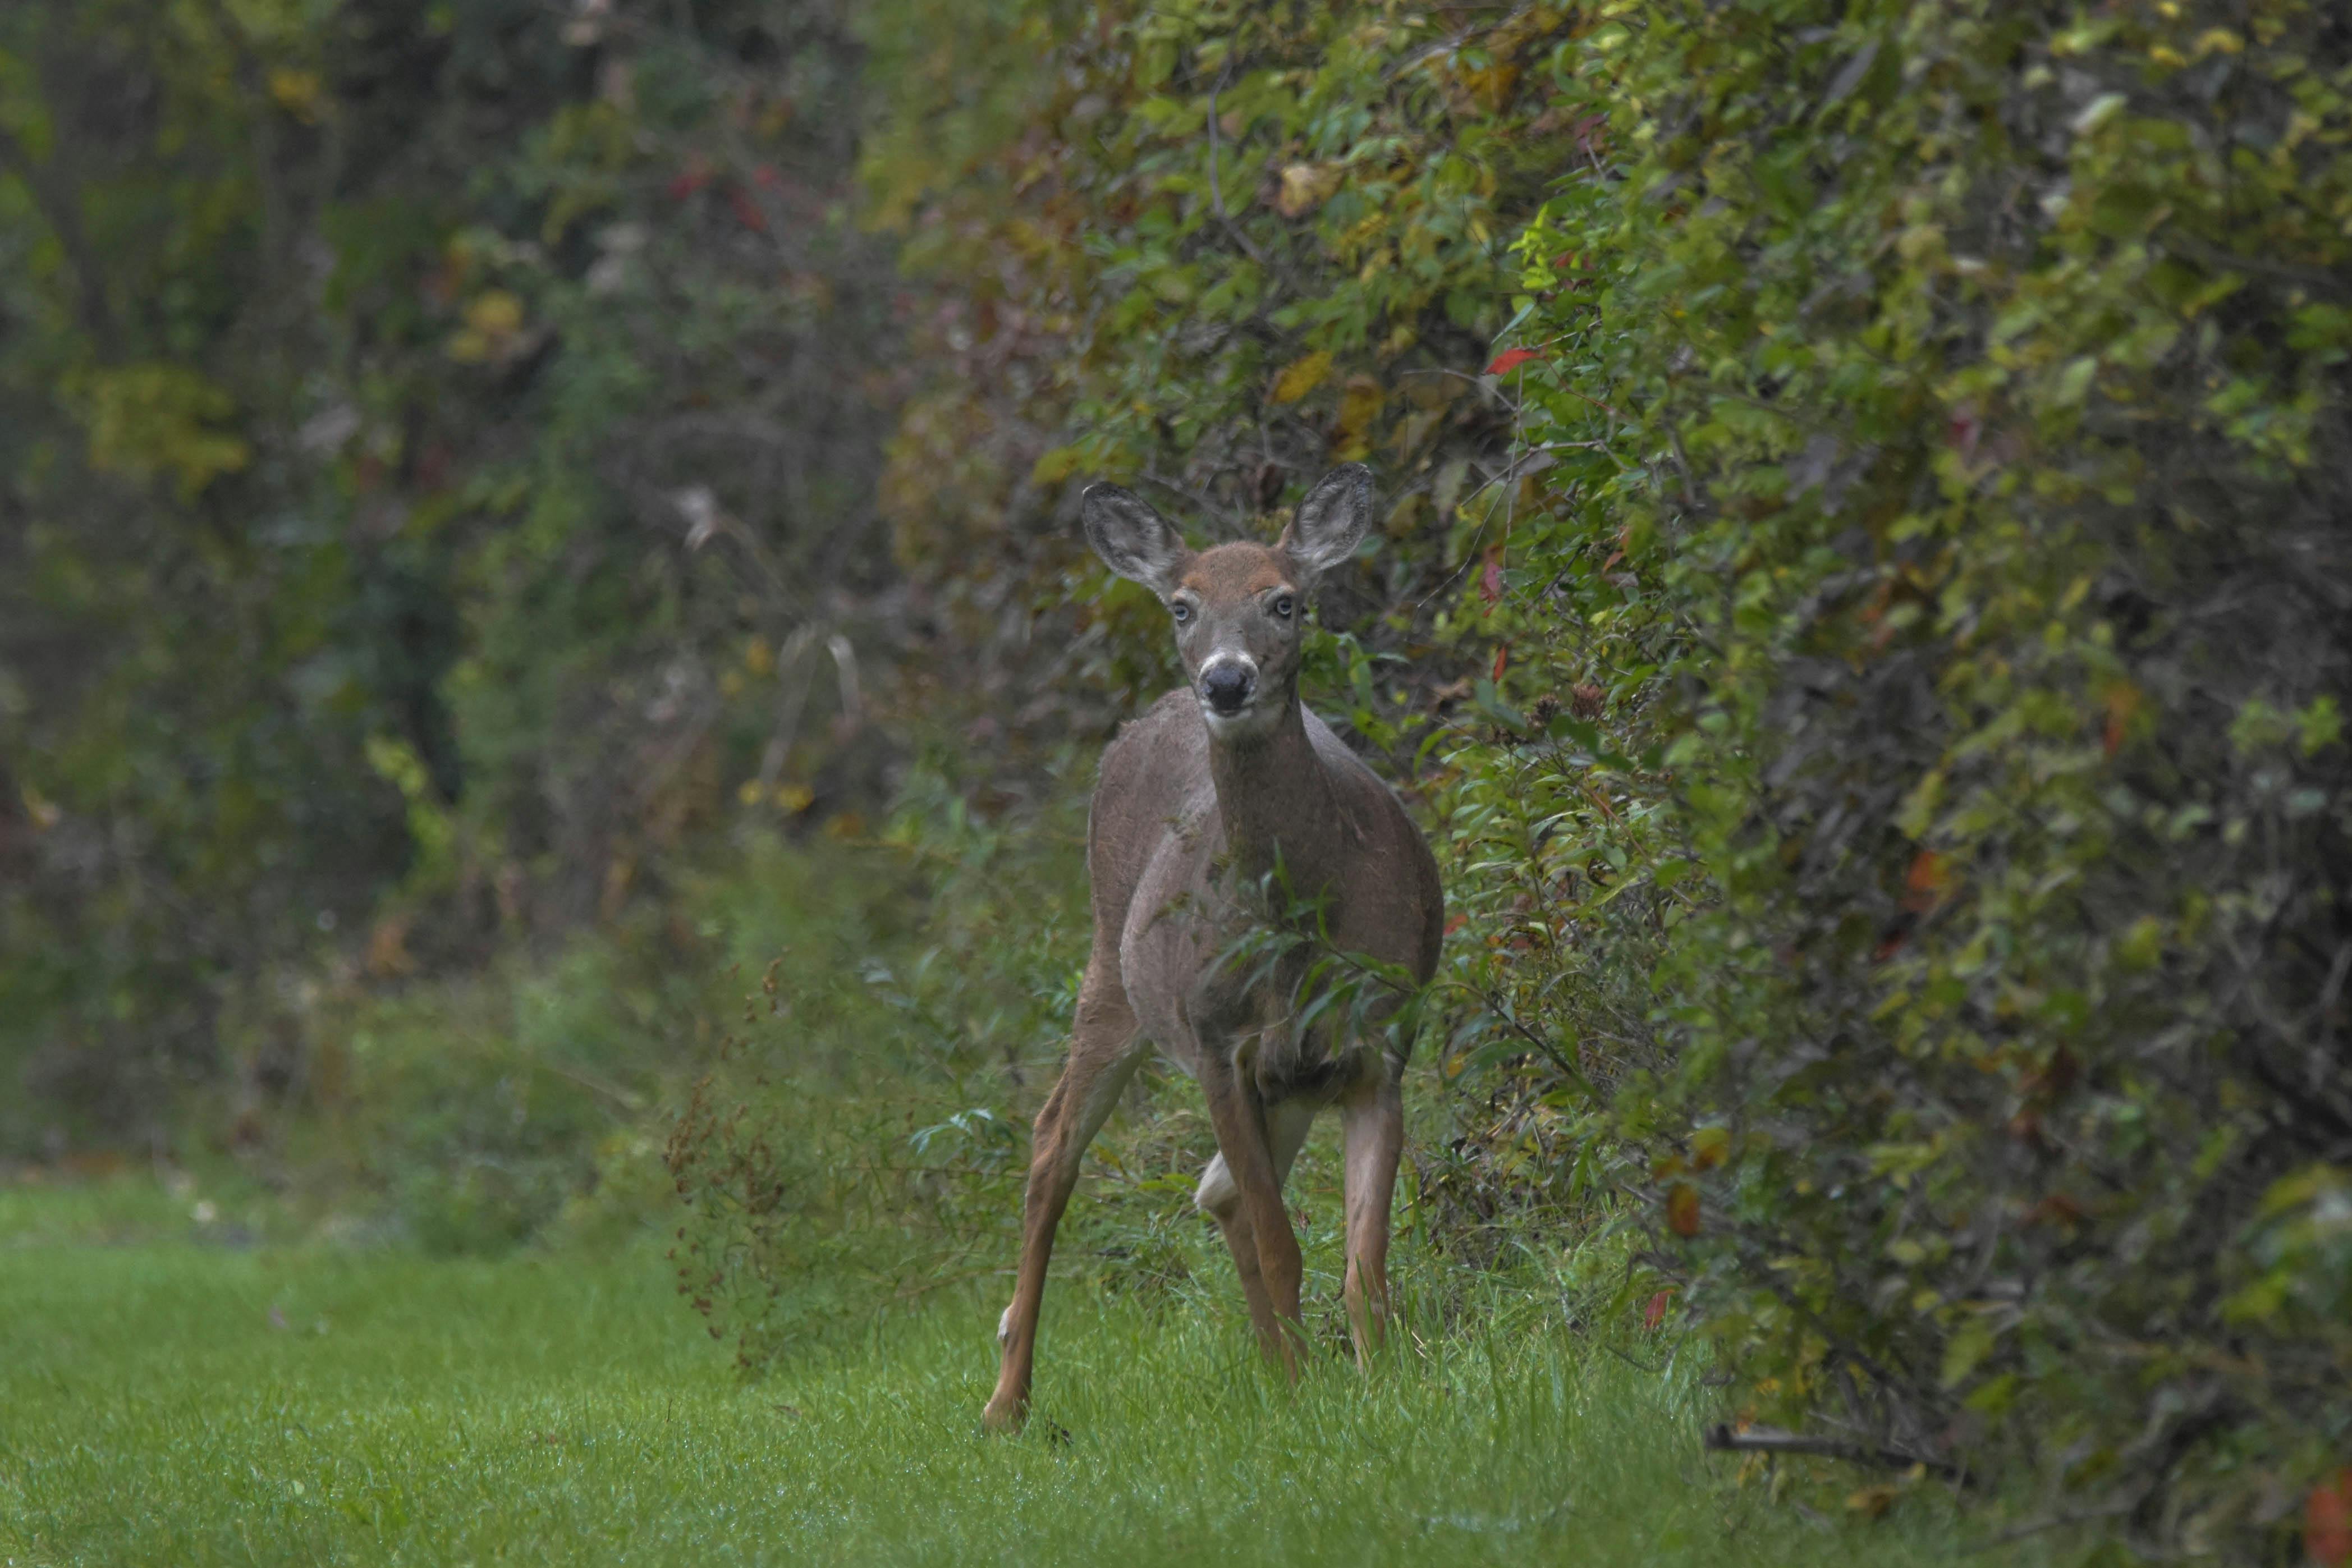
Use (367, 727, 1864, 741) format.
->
(1116, 816, 1360, 1097)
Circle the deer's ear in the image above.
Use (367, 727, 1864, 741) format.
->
(1278, 463, 1375, 585)
(1083, 483, 1187, 595)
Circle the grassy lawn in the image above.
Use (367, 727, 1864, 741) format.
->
(0, 1184, 2009, 1567)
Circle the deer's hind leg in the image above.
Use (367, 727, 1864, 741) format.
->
(1194, 1096, 1316, 1361)
(982, 970, 1142, 1433)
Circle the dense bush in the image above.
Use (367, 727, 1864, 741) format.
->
(1446, 0, 2351, 1550)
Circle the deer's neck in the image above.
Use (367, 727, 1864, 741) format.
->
(1207, 695, 1342, 902)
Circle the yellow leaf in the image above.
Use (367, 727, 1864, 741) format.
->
(77, 362, 251, 498)
(268, 69, 323, 122)
(466, 290, 524, 338)
(1846, 1485, 1897, 1519)
(1333, 375, 1383, 460)
(1269, 350, 1333, 405)
(1274, 163, 1342, 218)
(451, 291, 527, 363)
(1030, 444, 1083, 487)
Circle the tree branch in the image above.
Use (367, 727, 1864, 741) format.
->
(1703, 1423, 1974, 1486)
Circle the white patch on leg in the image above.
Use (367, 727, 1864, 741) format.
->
(997, 1303, 1015, 1347)
(1194, 1153, 1236, 1217)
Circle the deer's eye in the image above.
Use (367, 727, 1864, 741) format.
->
(1271, 594, 1295, 620)
(1171, 600, 1193, 625)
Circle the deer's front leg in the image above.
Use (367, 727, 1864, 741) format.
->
(1340, 1070, 1404, 1368)
(1198, 1049, 1303, 1375)
(983, 983, 1139, 1433)
(1194, 1097, 1317, 1357)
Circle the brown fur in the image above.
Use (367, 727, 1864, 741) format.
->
(1179, 547, 1292, 599)
(982, 467, 1444, 1432)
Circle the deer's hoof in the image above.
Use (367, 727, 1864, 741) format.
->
(979, 1395, 1026, 1435)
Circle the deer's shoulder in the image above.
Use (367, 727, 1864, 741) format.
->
(1099, 689, 1210, 785)
(1299, 707, 1419, 828)
(1088, 689, 1215, 864)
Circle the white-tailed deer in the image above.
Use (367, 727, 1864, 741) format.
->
(982, 462, 1444, 1433)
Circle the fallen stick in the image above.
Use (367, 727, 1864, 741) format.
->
(1703, 1423, 1974, 1486)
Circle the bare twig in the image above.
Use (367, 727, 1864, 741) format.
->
(1960, 1500, 2134, 1554)
(1703, 1423, 1973, 1486)
(542, 1061, 647, 1113)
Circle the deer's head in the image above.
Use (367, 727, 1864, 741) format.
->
(1083, 464, 1374, 743)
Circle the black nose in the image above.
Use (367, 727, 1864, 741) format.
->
(1201, 663, 1254, 714)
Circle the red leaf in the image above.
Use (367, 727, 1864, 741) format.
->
(1903, 849, 1951, 912)
(2310, 1469, 2352, 1568)
(667, 163, 713, 201)
(727, 188, 769, 233)
(2102, 684, 2141, 758)
(1946, 405, 1981, 460)
(1485, 347, 1541, 377)
(1478, 552, 1503, 604)
(1492, 643, 1509, 681)
(1643, 1289, 1674, 1331)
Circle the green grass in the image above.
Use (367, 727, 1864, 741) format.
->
(0, 1184, 2009, 1567)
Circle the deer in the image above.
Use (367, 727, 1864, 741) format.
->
(981, 462, 1445, 1434)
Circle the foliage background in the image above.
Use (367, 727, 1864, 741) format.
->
(4, 0, 2346, 1559)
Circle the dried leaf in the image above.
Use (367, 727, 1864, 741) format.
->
(1666, 1181, 1700, 1237)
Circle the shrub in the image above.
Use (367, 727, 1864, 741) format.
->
(1462, 0, 2352, 1550)
(664, 763, 1098, 1366)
